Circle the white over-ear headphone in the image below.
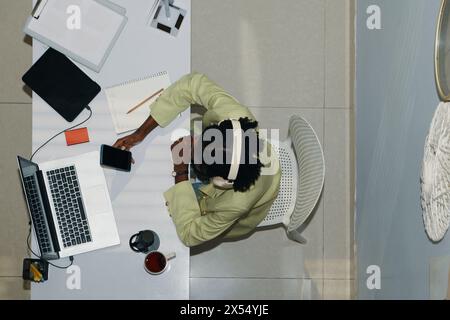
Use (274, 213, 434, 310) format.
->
(211, 119, 243, 189)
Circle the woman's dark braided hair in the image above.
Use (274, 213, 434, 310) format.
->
(194, 117, 263, 192)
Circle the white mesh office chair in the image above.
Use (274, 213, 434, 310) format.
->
(258, 115, 325, 244)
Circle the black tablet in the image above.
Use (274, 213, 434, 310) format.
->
(22, 48, 101, 122)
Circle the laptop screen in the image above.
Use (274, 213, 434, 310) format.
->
(17, 156, 39, 179)
(17, 156, 60, 260)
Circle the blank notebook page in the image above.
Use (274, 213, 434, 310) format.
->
(105, 72, 171, 134)
(27, 0, 125, 66)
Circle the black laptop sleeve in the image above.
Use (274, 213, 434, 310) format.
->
(22, 48, 101, 122)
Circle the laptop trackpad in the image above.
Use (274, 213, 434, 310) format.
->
(83, 185, 110, 216)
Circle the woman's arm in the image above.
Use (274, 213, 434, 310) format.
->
(150, 72, 255, 127)
(163, 181, 242, 247)
(113, 72, 254, 152)
(112, 72, 220, 151)
(112, 115, 159, 151)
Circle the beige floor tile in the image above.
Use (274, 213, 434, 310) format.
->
(323, 109, 352, 279)
(311, 278, 324, 300)
(190, 277, 321, 300)
(0, 104, 32, 276)
(0, 0, 32, 103)
(0, 277, 30, 300)
(323, 279, 353, 300)
(248, 107, 324, 140)
(325, 0, 350, 108)
(190, 226, 311, 279)
(192, 0, 325, 108)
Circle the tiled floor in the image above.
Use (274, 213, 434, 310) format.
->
(190, 278, 320, 300)
(0, 0, 32, 299)
(190, 0, 355, 299)
(0, 0, 354, 299)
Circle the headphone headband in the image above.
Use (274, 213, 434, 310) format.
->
(227, 119, 242, 181)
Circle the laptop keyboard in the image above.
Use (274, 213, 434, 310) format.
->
(46, 166, 92, 248)
(23, 176, 52, 254)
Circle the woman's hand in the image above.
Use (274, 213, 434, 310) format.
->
(113, 132, 145, 164)
(113, 132, 144, 151)
(112, 115, 159, 152)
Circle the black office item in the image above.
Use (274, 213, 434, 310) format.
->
(150, 1, 186, 37)
(46, 166, 92, 248)
(18, 156, 59, 261)
(129, 230, 160, 253)
(22, 258, 49, 283)
(22, 48, 101, 122)
(100, 144, 132, 172)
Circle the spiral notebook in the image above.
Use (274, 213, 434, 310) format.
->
(105, 72, 171, 134)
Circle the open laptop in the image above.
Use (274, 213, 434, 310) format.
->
(17, 151, 120, 260)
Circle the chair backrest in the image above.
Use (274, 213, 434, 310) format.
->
(258, 115, 325, 231)
(258, 139, 298, 227)
(285, 115, 325, 232)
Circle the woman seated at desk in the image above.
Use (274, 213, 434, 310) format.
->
(113, 72, 281, 247)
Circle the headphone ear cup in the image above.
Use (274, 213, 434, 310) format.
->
(212, 176, 234, 189)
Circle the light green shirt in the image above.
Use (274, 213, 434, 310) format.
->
(150, 72, 281, 247)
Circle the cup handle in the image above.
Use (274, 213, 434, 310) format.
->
(166, 252, 176, 261)
(129, 233, 141, 252)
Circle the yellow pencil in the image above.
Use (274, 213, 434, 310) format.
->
(30, 263, 42, 281)
(126, 88, 164, 114)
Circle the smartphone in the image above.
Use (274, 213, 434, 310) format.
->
(100, 144, 132, 172)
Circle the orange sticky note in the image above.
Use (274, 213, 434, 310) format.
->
(65, 127, 90, 146)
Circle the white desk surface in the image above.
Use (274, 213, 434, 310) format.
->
(30, 0, 191, 299)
